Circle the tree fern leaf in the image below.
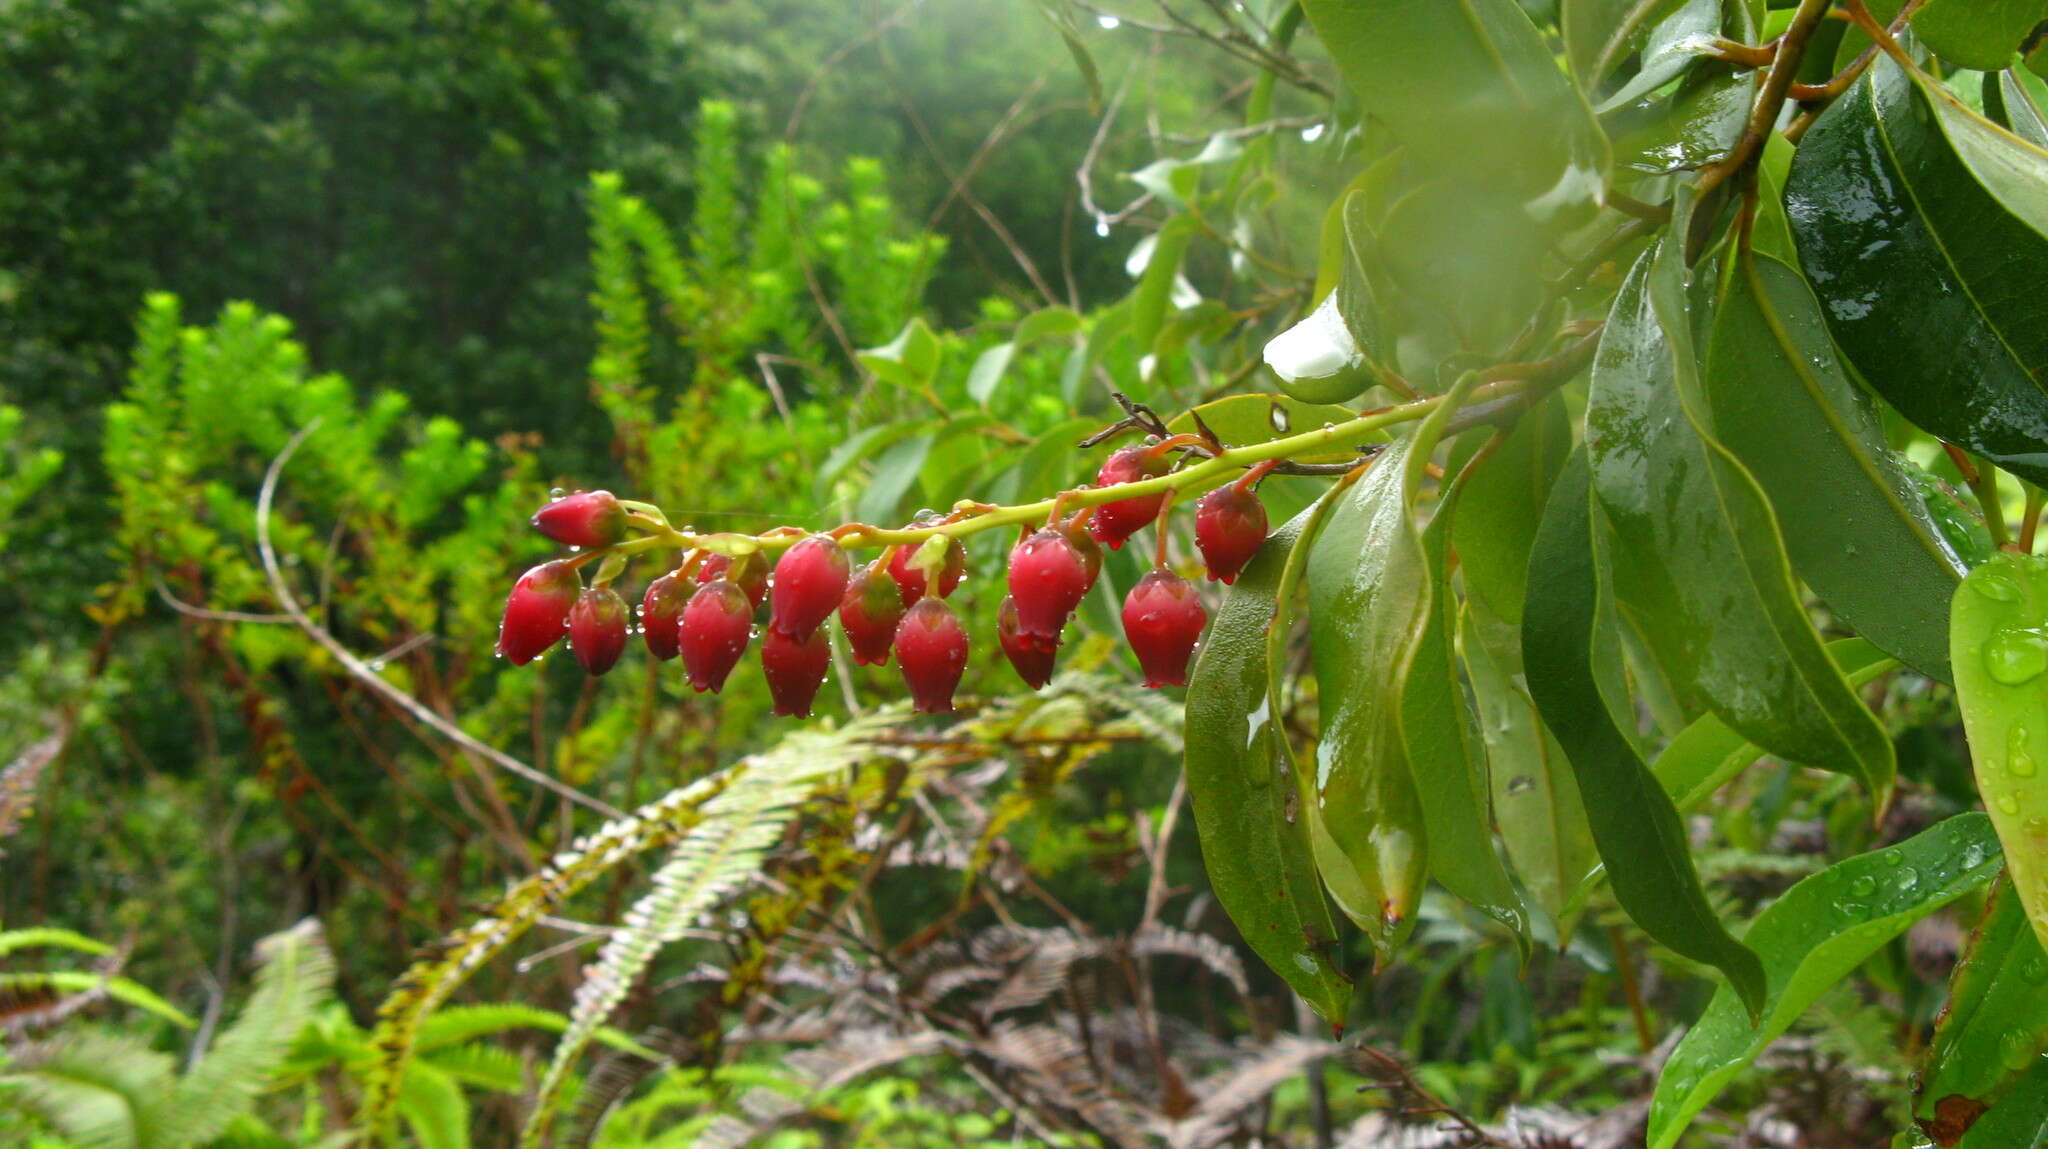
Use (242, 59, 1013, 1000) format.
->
(518, 716, 893, 1147)
(0, 1031, 175, 1149)
(420, 1043, 526, 1094)
(398, 1062, 470, 1149)
(164, 920, 333, 1146)
(0, 971, 196, 1029)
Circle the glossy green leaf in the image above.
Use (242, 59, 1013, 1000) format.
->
(966, 342, 1016, 406)
(1610, 61, 1754, 176)
(1304, 377, 1474, 957)
(1185, 509, 1353, 1026)
(854, 433, 933, 525)
(1268, 191, 1381, 405)
(1412, 460, 1528, 943)
(1564, 0, 1680, 86)
(1523, 447, 1766, 1010)
(1787, 55, 2048, 486)
(1462, 599, 1598, 926)
(1986, 65, 2048, 149)
(1705, 250, 1966, 681)
(1750, 133, 1800, 264)
(1652, 638, 1898, 814)
(1301, 0, 1608, 214)
(1130, 215, 1198, 354)
(1374, 183, 1550, 362)
(1165, 393, 1368, 463)
(856, 317, 940, 389)
(1914, 0, 2048, 71)
(1593, 0, 1721, 113)
(1015, 304, 1083, 345)
(1916, 877, 2048, 1145)
(1952, 553, 2048, 954)
(1451, 398, 1571, 625)
(1646, 813, 2005, 1149)
(1587, 233, 1896, 798)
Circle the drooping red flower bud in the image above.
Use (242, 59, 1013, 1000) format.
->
(997, 596, 1057, 690)
(568, 587, 630, 676)
(769, 536, 851, 642)
(839, 565, 905, 666)
(695, 553, 768, 610)
(887, 536, 967, 605)
(1121, 569, 1208, 688)
(895, 597, 969, 714)
(496, 560, 580, 665)
(639, 573, 689, 660)
(1089, 446, 1171, 550)
(1007, 528, 1093, 645)
(531, 490, 627, 549)
(679, 580, 754, 693)
(1194, 483, 1268, 585)
(761, 625, 831, 718)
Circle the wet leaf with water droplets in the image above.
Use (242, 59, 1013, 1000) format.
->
(1953, 554, 2048, 955)
(1917, 877, 2048, 1145)
(1184, 508, 1351, 1027)
(1704, 250, 1966, 682)
(1787, 55, 2048, 486)
(1523, 447, 1765, 1018)
(1587, 219, 1895, 802)
(1647, 814, 2004, 1149)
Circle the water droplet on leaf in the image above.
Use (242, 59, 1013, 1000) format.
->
(1984, 627, 2048, 685)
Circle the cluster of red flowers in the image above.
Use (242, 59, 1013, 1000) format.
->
(495, 442, 1272, 716)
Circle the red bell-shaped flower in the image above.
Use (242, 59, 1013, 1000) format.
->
(496, 560, 579, 665)
(761, 626, 831, 718)
(769, 536, 851, 642)
(568, 586, 630, 676)
(531, 490, 627, 549)
(1194, 483, 1268, 585)
(1089, 446, 1170, 550)
(1006, 528, 1092, 645)
(679, 580, 754, 693)
(1121, 569, 1207, 688)
(639, 573, 689, 661)
(895, 597, 969, 714)
(997, 596, 1057, 690)
(839, 565, 905, 666)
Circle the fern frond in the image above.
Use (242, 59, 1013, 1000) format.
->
(360, 765, 744, 1139)
(398, 1061, 470, 1149)
(519, 714, 897, 1146)
(0, 970, 195, 1029)
(420, 1042, 526, 1094)
(0, 926, 112, 959)
(1130, 925, 1251, 1003)
(1158, 1036, 1341, 1149)
(164, 920, 333, 1146)
(0, 1030, 176, 1149)
(0, 721, 69, 848)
